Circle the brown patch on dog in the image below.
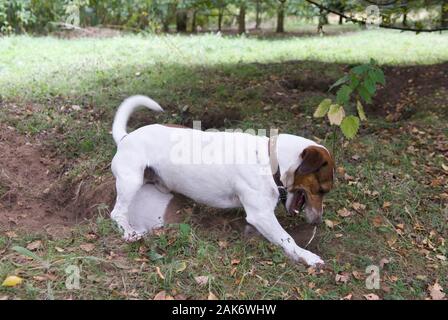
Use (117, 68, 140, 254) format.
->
(293, 146, 335, 214)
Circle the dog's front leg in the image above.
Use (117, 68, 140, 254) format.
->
(242, 194, 324, 267)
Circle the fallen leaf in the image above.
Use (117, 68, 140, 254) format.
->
(428, 282, 445, 300)
(372, 216, 383, 227)
(26, 240, 42, 251)
(379, 258, 390, 269)
(388, 275, 398, 282)
(307, 267, 317, 275)
(208, 292, 218, 300)
(442, 164, 448, 172)
(337, 208, 352, 217)
(156, 266, 165, 280)
(2, 276, 23, 287)
(80, 243, 95, 252)
(344, 173, 354, 181)
(231, 259, 240, 265)
(194, 276, 209, 286)
(175, 261, 187, 273)
(33, 276, 47, 282)
(55, 247, 65, 253)
(336, 166, 345, 176)
(382, 201, 391, 209)
(335, 272, 350, 284)
(5, 231, 17, 238)
(351, 202, 366, 212)
(352, 271, 363, 280)
(341, 293, 353, 300)
(325, 219, 335, 229)
(154, 291, 167, 300)
(363, 293, 380, 300)
(218, 240, 228, 249)
(436, 255, 446, 261)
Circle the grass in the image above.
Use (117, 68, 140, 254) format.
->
(0, 28, 447, 300)
(1, 30, 448, 101)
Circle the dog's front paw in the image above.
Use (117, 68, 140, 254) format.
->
(123, 230, 145, 242)
(300, 252, 324, 267)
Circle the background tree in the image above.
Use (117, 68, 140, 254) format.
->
(276, 0, 287, 33)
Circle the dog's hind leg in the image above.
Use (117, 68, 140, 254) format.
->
(111, 163, 145, 242)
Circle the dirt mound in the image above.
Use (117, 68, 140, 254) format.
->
(372, 63, 448, 120)
(0, 125, 74, 235)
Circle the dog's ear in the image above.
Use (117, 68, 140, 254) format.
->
(296, 146, 327, 175)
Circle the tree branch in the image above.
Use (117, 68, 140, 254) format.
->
(305, 0, 448, 32)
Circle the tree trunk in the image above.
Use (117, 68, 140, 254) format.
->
(162, 3, 176, 32)
(317, 8, 327, 34)
(442, 0, 448, 28)
(402, 12, 408, 26)
(176, 9, 188, 32)
(276, 1, 285, 33)
(339, 15, 343, 25)
(255, 0, 261, 29)
(218, 9, 223, 31)
(191, 10, 197, 33)
(238, 2, 246, 34)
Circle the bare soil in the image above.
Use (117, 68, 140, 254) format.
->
(0, 125, 72, 237)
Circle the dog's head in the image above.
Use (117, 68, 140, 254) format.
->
(283, 145, 334, 225)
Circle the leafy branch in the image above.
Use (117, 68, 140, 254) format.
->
(314, 59, 385, 140)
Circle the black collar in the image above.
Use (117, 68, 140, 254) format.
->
(269, 138, 287, 206)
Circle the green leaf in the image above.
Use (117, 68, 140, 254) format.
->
(314, 99, 332, 118)
(11, 246, 50, 269)
(341, 116, 360, 139)
(336, 85, 352, 105)
(148, 250, 164, 262)
(327, 104, 345, 126)
(179, 223, 191, 237)
(357, 100, 367, 121)
(363, 77, 376, 95)
(358, 85, 372, 104)
(12, 246, 45, 263)
(329, 75, 349, 92)
(349, 74, 360, 89)
(351, 64, 369, 75)
(369, 68, 385, 85)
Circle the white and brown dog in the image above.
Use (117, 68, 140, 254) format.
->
(110, 96, 334, 267)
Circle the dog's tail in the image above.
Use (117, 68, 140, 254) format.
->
(112, 95, 164, 145)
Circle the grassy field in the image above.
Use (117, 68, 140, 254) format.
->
(0, 29, 447, 300)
